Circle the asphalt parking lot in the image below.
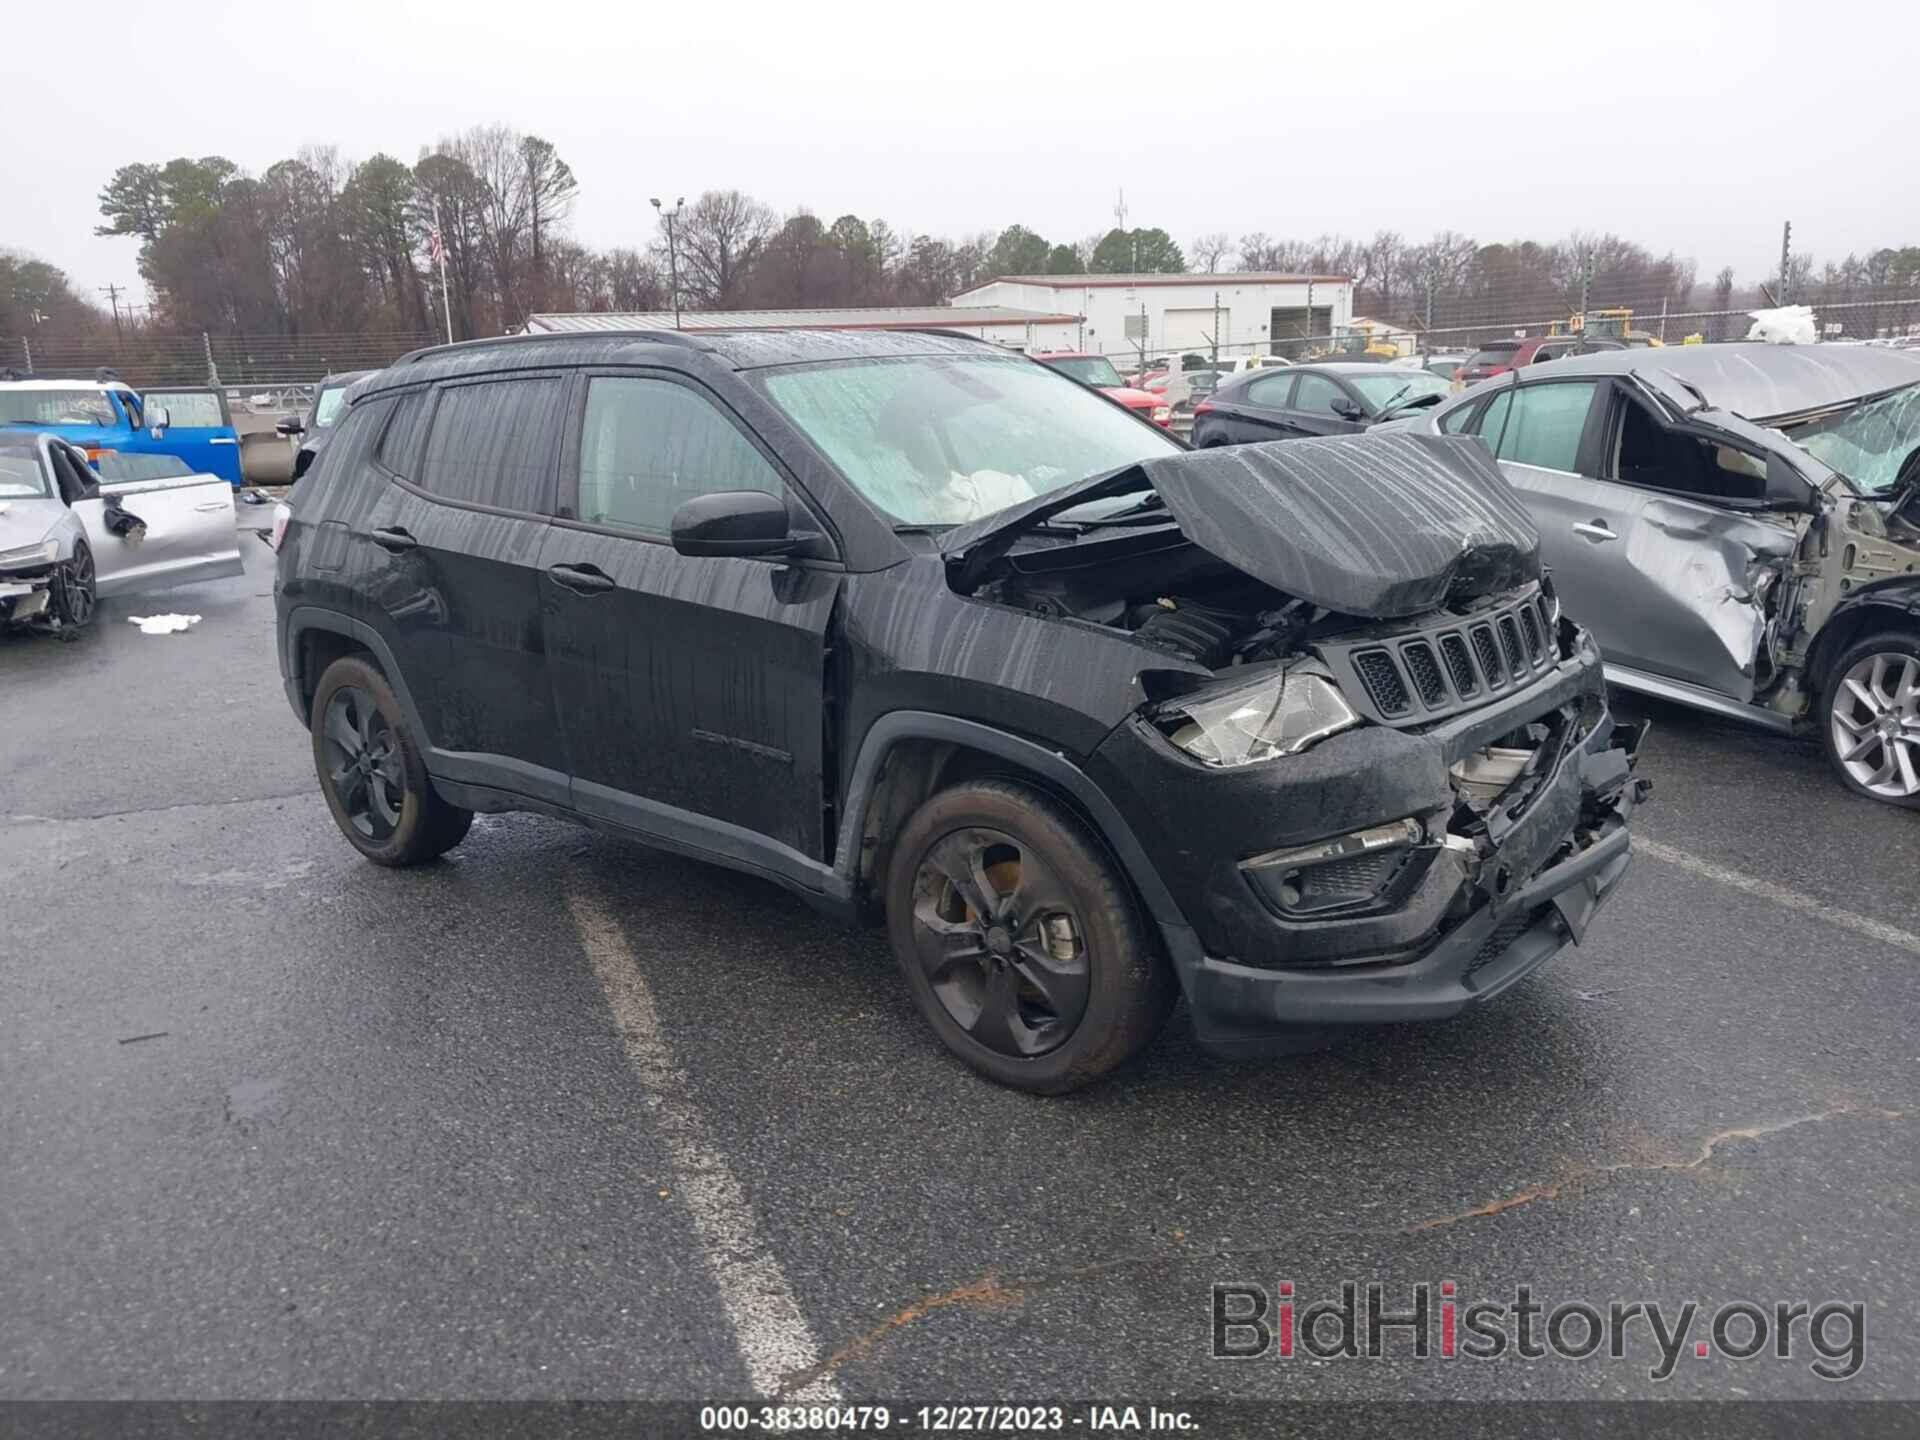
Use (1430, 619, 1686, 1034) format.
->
(3, 535, 1917, 1415)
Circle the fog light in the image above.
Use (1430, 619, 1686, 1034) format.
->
(1241, 818, 1426, 918)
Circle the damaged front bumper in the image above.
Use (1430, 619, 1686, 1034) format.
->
(1090, 630, 1649, 1057)
(0, 570, 55, 625)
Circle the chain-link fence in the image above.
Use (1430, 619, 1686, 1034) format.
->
(1092, 293, 1920, 378)
(0, 330, 439, 389)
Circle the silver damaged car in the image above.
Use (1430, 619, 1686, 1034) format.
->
(0, 431, 243, 635)
(1410, 342, 1920, 806)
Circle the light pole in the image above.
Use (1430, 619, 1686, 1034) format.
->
(651, 196, 686, 329)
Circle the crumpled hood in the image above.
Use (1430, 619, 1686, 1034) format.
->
(943, 432, 1540, 619)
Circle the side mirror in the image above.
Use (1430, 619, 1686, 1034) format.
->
(1331, 397, 1364, 420)
(670, 490, 797, 558)
(1763, 451, 1815, 511)
(149, 405, 170, 437)
(277, 418, 307, 437)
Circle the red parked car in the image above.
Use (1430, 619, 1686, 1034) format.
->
(1453, 335, 1625, 387)
(1032, 353, 1172, 427)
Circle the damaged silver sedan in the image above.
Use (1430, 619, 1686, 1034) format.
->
(0, 431, 243, 636)
(1412, 343, 1920, 806)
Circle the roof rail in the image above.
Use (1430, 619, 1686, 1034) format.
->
(391, 328, 714, 370)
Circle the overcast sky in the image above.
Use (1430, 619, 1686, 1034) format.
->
(12, 0, 1916, 307)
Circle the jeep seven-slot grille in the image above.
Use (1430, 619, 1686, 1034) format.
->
(1352, 649, 1412, 716)
(1439, 634, 1478, 697)
(1316, 590, 1560, 728)
(1520, 607, 1544, 662)
(1497, 615, 1525, 674)
(1471, 624, 1505, 686)
(1401, 641, 1448, 708)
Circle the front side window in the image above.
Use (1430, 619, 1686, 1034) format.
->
(577, 377, 786, 536)
(416, 377, 565, 512)
(377, 391, 431, 476)
(143, 391, 225, 427)
(95, 452, 192, 482)
(761, 354, 1182, 526)
(1290, 373, 1346, 416)
(0, 388, 117, 426)
(1484, 381, 1597, 472)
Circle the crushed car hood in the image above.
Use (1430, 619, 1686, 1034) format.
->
(944, 432, 1540, 619)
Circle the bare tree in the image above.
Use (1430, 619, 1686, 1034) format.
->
(1188, 232, 1233, 272)
(671, 189, 775, 307)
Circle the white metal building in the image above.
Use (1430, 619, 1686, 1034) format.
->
(523, 305, 1084, 351)
(949, 273, 1355, 363)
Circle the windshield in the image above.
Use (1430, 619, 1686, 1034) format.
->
(0, 453, 51, 497)
(144, 391, 225, 427)
(313, 385, 351, 429)
(762, 355, 1182, 526)
(1466, 347, 1518, 370)
(94, 451, 193, 482)
(1040, 356, 1126, 388)
(0, 388, 118, 426)
(1426, 359, 1463, 380)
(1796, 382, 1920, 495)
(1348, 371, 1452, 412)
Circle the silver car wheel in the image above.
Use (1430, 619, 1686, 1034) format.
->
(1830, 651, 1920, 797)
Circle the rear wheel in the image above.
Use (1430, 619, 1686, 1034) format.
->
(311, 655, 473, 864)
(885, 779, 1175, 1094)
(51, 541, 96, 637)
(1820, 630, 1920, 808)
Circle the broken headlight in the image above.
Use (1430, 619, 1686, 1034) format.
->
(1160, 670, 1360, 767)
(0, 539, 58, 570)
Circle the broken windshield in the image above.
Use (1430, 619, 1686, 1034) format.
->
(1796, 382, 1920, 494)
(762, 354, 1181, 526)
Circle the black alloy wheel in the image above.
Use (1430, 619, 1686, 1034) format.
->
(319, 685, 407, 843)
(887, 779, 1175, 1093)
(909, 825, 1092, 1058)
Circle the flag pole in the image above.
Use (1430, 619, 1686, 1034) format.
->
(432, 197, 454, 344)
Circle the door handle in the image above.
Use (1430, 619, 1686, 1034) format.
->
(370, 526, 418, 553)
(1572, 520, 1619, 543)
(548, 563, 615, 595)
(193, 500, 228, 511)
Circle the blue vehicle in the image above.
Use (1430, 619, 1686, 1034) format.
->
(0, 370, 245, 487)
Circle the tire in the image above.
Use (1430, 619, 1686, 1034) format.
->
(51, 540, 96, 638)
(885, 779, 1176, 1094)
(1819, 629, 1920, 809)
(310, 655, 474, 864)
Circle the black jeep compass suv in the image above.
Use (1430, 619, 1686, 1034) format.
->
(275, 328, 1646, 1093)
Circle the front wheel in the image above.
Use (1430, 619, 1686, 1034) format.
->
(1820, 631, 1920, 808)
(311, 655, 474, 864)
(51, 541, 96, 637)
(885, 779, 1176, 1094)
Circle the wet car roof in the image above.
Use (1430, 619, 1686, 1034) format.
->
(362, 328, 1004, 397)
(1528, 342, 1920, 420)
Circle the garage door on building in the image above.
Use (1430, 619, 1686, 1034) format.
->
(1162, 306, 1227, 352)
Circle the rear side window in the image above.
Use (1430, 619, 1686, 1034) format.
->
(377, 390, 432, 476)
(1244, 373, 1294, 406)
(1484, 382, 1597, 472)
(576, 377, 785, 536)
(416, 377, 566, 512)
